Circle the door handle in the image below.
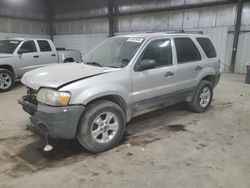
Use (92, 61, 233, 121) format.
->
(195, 65, 202, 71)
(51, 54, 56, 57)
(164, 71, 174, 77)
(33, 55, 39, 58)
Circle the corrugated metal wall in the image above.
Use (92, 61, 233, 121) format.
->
(0, 0, 49, 36)
(236, 3, 250, 74)
(52, 1, 250, 73)
(0, 18, 49, 35)
(236, 32, 250, 73)
(53, 33, 108, 56)
(0, 0, 249, 73)
(53, 1, 238, 35)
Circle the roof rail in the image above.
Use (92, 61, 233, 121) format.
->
(165, 30, 203, 34)
(146, 30, 184, 34)
(146, 30, 203, 34)
(183, 30, 203, 34)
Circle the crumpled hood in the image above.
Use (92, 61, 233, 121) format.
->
(21, 63, 117, 90)
(0, 53, 15, 58)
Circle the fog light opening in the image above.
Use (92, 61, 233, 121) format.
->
(44, 135, 53, 152)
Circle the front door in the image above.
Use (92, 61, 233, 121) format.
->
(16, 40, 42, 77)
(132, 38, 177, 114)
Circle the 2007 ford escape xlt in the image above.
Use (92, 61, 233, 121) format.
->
(18, 32, 220, 153)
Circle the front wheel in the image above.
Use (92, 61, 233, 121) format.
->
(77, 100, 126, 153)
(0, 69, 14, 92)
(187, 80, 213, 113)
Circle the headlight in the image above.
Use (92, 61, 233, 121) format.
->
(37, 88, 71, 106)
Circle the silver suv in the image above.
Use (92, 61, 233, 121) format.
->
(18, 32, 220, 152)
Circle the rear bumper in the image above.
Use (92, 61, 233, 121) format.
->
(18, 98, 85, 139)
(214, 72, 221, 88)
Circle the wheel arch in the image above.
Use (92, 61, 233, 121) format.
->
(75, 94, 129, 139)
(201, 75, 216, 87)
(84, 94, 128, 120)
(0, 65, 16, 78)
(64, 58, 74, 63)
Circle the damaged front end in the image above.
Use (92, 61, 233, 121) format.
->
(18, 88, 85, 140)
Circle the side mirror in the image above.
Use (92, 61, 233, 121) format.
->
(17, 48, 23, 55)
(137, 59, 156, 71)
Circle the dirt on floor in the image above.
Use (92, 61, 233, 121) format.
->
(0, 73, 249, 188)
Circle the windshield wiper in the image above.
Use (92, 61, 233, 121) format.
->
(85, 61, 103, 67)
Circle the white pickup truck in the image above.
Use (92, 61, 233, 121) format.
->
(0, 38, 81, 91)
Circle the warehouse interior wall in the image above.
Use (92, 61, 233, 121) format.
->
(52, 0, 250, 74)
(0, 0, 50, 39)
(0, 0, 250, 73)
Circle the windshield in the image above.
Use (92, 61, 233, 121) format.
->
(0, 40, 21, 54)
(83, 37, 144, 68)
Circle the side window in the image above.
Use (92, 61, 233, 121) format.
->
(38, 40, 52, 52)
(141, 39, 172, 67)
(197, 37, 217, 58)
(174, 38, 201, 64)
(19, 41, 37, 53)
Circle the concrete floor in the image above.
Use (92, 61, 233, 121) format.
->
(0, 73, 249, 188)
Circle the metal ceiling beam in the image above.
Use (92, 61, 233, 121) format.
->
(108, 0, 114, 37)
(55, 15, 108, 22)
(0, 14, 48, 22)
(54, 0, 242, 22)
(115, 0, 239, 17)
(47, 0, 54, 40)
(230, 0, 243, 73)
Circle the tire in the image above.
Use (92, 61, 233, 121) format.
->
(77, 100, 126, 153)
(0, 69, 15, 92)
(187, 80, 213, 113)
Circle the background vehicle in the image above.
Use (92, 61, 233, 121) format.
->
(19, 33, 220, 153)
(0, 38, 81, 92)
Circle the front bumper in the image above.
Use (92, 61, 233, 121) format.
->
(18, 98, 85, 139)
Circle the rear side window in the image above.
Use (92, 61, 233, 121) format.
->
(38, 40, 52, 52)
(174, 38, 201, 64)
(197, 37, 217, 58)
(141, 39, 172, 67)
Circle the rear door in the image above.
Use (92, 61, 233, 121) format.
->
(174, 37, 203, 92)
(37, 40, 58, 65)
(132, 38, 178, 113)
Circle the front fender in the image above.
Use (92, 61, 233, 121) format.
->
(69, 84, 132, 106)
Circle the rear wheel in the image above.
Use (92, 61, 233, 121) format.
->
(77, 100, 125, 153)
(188, 80, 213, 113)
(0, 69, 14, 92)
(64, 58, 74, 63)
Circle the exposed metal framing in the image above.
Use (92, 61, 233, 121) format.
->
(55, 0, 241, 22)
(47, 0, 54, 40)
(115, 0, 239, 17)
(0, 14, 48, 22)
(230, 0, 243, 73)
(108, 0, 114, 37)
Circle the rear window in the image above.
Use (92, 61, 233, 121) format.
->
(38, 40, 52, 52)
(197, 37, 217, 58)
(174, 38, 201, 64)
